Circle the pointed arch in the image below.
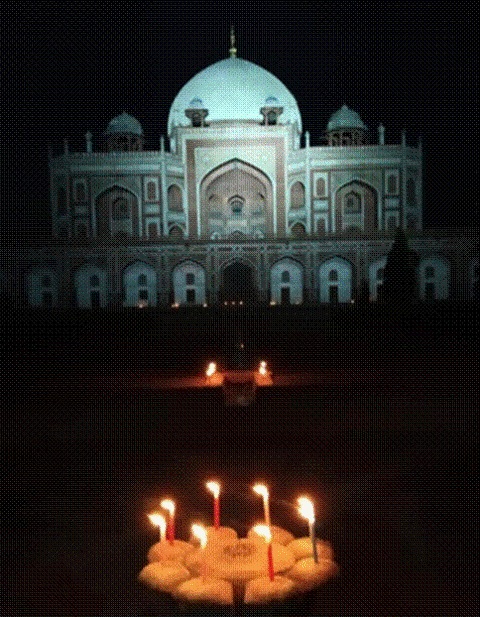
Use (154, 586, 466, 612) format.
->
(172, 260, 206, 305)
(270, 258, 304, 304)
(200, 159, 273, 239)
(122, 261, 157, 306)
(290, 182, 305, 209)
(319, 257, 353, 303)
(419, 256, 450, 300)
(290, 222, 306, 237)
(74, 264, 108, 308)
(27, 267, 58, 307)
(167, 184, 183, 212)
(94, 185, 139, 238)
(334, 180, 378, 233)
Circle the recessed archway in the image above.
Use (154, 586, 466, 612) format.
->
(200, 160, 273, 239)
(220, 262, 257, 303)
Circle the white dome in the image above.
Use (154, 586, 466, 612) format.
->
(106, 112, 143, 136)
(327, 105, 366, 132)
(168, 57, 302, 135)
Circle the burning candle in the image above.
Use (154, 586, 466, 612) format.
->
(148, 512, 166, 543)
(253, 524, 275, 581)
(297, 497, 318, 563)
(191, 523, 208, 582)
(160, 499, 176, 544)
(206, 481, 221, 530)
(253, 484, 271, 527)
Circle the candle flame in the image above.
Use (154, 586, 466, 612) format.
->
(252, 524, 272, 543)
(192, 523, 208, 548)
(297, 497, 315, 523)
(258, 361, 268, 375)
(205, 362, 217, 377)
(148, 513, 166, 533)
(206, 481, 220, 498)
(160, 499, 175, 515)
(148, 512, 166, 527)
(253, 484, 269, 498)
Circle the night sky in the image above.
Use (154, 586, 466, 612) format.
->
(3, 1, 476, 237)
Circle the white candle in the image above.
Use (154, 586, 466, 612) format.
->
(253, 484, 271, 527)
(297, 496, 318, 563)
(192, 523, 208, 582)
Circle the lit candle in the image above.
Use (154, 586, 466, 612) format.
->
(297, 496, 318, 563)
(160, 499, 176, 544)
(253, 524, 275, 581)
(192, 523, 208, 582)
(148, 512, 166, 543)
(253, 484, 271, 527)
(206, 481, 221, 530)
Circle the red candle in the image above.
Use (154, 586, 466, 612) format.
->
(267, 542, 275, 582)
(160, 499, 175, 544)
(253, 525, 275, 582)
(214, 496, 220, 529)
(206, 481, 221, 530)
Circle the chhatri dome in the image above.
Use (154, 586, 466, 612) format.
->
(327, 104, 367, 132)
(106, 111, 144, 136)
(168, 34, 302, 136)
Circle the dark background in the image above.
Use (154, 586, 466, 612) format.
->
(3, 305, 479, 615)
(2, 1, 477, 237)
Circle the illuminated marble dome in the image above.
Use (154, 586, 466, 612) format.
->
(106, 111, 143, 135)
(327, 104, 366, 131)
(168, 57, 303, 135)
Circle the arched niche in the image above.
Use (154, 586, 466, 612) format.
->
(319, 257, 353, 303)
(334, 181, 378, 233)
(95, 186, 138, 238)
(200, 160, 273, 239)
(27, 267, 58, 307)
(172, 261, 206, 305)
(74, 265, 108, 308)
(418, 257, 450, 300)
(270, 258, 304, 304)
(122, 261, 157, 306)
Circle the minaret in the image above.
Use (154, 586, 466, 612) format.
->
(229, 26, 237, 58)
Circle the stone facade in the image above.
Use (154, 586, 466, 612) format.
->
(4, 54, 478, 307)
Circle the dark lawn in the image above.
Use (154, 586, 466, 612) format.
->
(3, 304, 478, 616)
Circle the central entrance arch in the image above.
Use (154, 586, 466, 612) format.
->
(220, 262, 256, 303)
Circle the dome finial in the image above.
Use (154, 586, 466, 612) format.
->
(229, 25, 237, 58)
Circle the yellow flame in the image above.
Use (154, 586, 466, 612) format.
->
(160, 499, 175, 515)
(252, 524, 272, 543)
(297, 497, 315, 523)
(192, 523, 208, 548)
(259, 361, 267, 375)
(205, 362, 217, 377)
(206, 481, 220, 498)
(148, 513, 166, 533)
(253, 484, 269, 498)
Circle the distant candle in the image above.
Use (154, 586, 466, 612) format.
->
(148, 512, 166, 543)
(253, 484, 271, 527)
(297, 497, 318, 563)
(192, 523, 208, 582)
(160, 499, 176, 544)
(253, 524, 275, 581)
(206, 481, 221, 530)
